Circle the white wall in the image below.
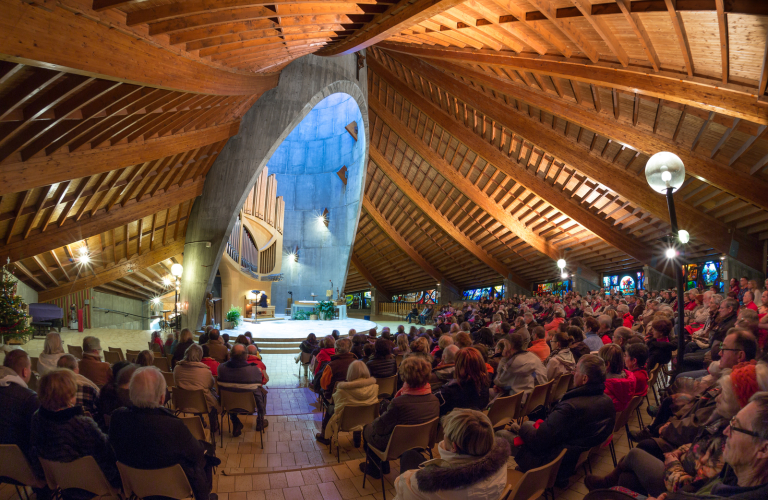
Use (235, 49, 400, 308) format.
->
(91, 291, 148, 330)
(10, 274, 39, 307)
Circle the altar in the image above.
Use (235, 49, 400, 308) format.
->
(290, 301, 347, 320)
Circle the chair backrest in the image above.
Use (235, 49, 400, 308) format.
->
(382, 417, 440, 461)
(508, 448, 567, 500)
(395, 354, 403, 367)
(614, 395, 643, 432)
(375, 375, 398, 397)
(39, 456, 115, 497)
(0, 444, 45, 488)
(153, 356, 170, 372)
(520, 378, 555, 416)
(30, 356, 38, 373)
(67, 345, 83, 358)
(583, 489, 640, 500)
(117, 462, 194, 500)
(104, 350, 121, 365)
(486, 391, 524, 427)
(220, 388, 257, 414)
(126, 350, 141, 363)
(338, 403, 380, 433)
(162, 371, 176, 388)
(547, 373, 573, 406)
(149, 341, 162, 352)
(172, 388, 209, 415)
(300, 351, 312, 364)
(179, 416, 207, 442)
(108, 347, 125, 361)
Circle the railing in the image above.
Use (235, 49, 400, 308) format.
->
(378, 302, 418, 318)
(92, 307, 150, 319)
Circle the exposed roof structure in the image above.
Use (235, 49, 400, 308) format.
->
(2, 0, 768, 301)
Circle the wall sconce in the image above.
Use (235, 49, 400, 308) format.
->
(288, 245, 299, 263)
(318, 208, 329, 228)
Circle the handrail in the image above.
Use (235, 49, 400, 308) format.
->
(92, 307, 150, 320)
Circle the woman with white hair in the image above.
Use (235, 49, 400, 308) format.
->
(173, 343, 220, 433)
(38, 331, 65, 375)
(317, 360, 378, 447)
(394, 408, 509, 500)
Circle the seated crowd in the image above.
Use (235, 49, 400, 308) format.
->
(2, 279, 768, 500)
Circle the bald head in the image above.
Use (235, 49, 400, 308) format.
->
(231, 343, 247, 361)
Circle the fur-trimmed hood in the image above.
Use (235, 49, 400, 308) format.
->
(336, 376, 377, 391)
(414, 437, 510, 492)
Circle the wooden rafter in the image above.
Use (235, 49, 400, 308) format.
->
(663, 0, 694, 77)
(350, 253, 390, 296)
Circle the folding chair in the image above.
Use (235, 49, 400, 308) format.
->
(395, 354, 404, 368)
(518, 378, 555, 423)
(29, 357, 38, 373)
(39, 456, 120, 500)
(219, 387, 264, 449)
(647, 364, 660, 406)
(298, 351, 312, 377)
(375, 375, 398, 399)
(179, 416, 210, 444)
(67, 345, 83, 358)
(0, 445, 47, 500)
(545, 373, 573, 408)
(153, 356, 170, 372)
(117, 462, 194, 500)
(486, 391, 524, 430)
(624, 395, 645, 447)
(104, 351, 121, 365)
(504, 448, 567, 500)
(607, 401, 636, 467)
(362, 417, 439, 500)
(162, 371, 176, 388)
(108, 347, 125, 361)
(331, 403, 379, 462)
(171, 388, 214, 445)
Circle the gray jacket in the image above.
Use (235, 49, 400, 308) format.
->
(494, 351, 547, 400)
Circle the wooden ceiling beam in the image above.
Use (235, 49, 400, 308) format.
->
(369, 54, 653, 273)
(569, 0, 628, 67)
(50, 250, 71, 282)
(664, 0, 694, 77)
(525, 0, 598, 63)
(462, 1, 547, 55)
(38, 240, 184, 302)
(376, 43, 768, 125)
(715, 0, 728, 84)
(32, 255, 59, 287)
(423, 58, 768, 213)
(13, 261, 47, 290)
(0, 179, 203, 264)
(362, 197, 459, 294)
(0, 0, 278, 96)
(616, 0, 660, 72)
(375, 51, 763, 271)
(317, 0, 465, 56)
(95, 284, 151, 302)
(0, 121, 238, 197)
(350, 253, 390, 297)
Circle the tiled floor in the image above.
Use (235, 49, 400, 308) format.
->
(1, 317, 653, 500)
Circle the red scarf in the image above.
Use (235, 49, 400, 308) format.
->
(394, 382, 431, 398)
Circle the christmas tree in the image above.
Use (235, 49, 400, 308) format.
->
(1, 258, 34, 344)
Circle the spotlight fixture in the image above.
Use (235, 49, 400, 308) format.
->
(77, 253, 91, 265)
(678, 229, 690, 244)
(719, 254, 726, 261)
(665, 248, 677, 259)
(317, 207, 329, 228)
(561, 272, 568, 279)
(152, 297, 161, 304)
(162, 276, 172, 287)
(556, 259, 566, 269)
(171, 263, 183, 277)
(289, 246, 299, 262)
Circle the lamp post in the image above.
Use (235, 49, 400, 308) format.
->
(645, 152, 686, 374)
(171, 263, 183, 329)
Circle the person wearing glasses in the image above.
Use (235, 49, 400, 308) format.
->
(586, 361, 768, 496)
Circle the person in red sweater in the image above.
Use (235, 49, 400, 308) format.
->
(617, 304, 634, 329)
(743, 291, 758, 312)
(598, 344, 636, 412)
(624, 343, 649, 398)
(597, 315, 613, 345)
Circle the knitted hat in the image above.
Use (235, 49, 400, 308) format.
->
(730, 360, 759, 408)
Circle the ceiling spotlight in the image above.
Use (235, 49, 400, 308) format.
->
(719, 254, 726, 261)
(152, 297, 161, 304)
(678, 229, 690, 244)
(561, 272, 568, 279)
(162, 276, 172, 287)
(77, 253, 90, 264)
(171, 263, 183, 277)
(556, 259, 566, 269)
(665, 248, 677, 259)
(78, 246, 89, 256)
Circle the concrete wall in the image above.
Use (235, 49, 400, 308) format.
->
(644, 265, 676, 291)
(268, 93, 366, 311)
(723, 256, 765, 288)
(91, 291, 148, 330)
(503, 278, 530, 297)
(180, 52, 368, 330)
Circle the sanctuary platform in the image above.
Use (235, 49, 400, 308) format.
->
(221, 317, 377, 354)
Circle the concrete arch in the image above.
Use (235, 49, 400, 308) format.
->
(180, 53, 368, 330)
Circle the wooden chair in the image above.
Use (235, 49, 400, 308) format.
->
(67, 345, 83, 358)
(171, 388, 213, 445)
(647, 364, 661, 406)
(395, 354, 404, 367)
(219, 387, 263, 449)
(486, 391, 524, 430)
(162, 371, 176, 388)
(608, 400, 637, 466)
(583, 489, 639, 500)
(331, 403, 379, 463)
(545, 373, 573, 407)
(117, 462, 194, 500)
(518, 379, 555, 423)
(29, 357, 38, 373)
(104, 350, 121, 365)
(108, 347, 125, 361)
(362, 417, 439, 500)
(375, 375, 398, 399)
(153, 356, 170, 372)
(298, 351, 312, 377)
(149, 341, 163, 353)
(125, 350, 141, 363)
(624, 395, 645, 448)
(39, 456, 120, 500)
(179, 416, 210, 444)
(0, 445, 47, 500)
(504, 448, 567, 500)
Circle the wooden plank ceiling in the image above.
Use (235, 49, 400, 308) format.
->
(1, 0, 767, 301)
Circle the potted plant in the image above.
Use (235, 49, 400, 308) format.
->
(309, 309, 318, 321)
(224, 305, 243, 329)
(317, 300, 336, 320)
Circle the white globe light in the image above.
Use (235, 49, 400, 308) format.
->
(171, 263, 183, 277)
(665, 248, 677, 259)
(678, 229, 690, 244)
(556, 259, 566, 269)
(645, 152, 685, 193)
(561, 272, 568, 279)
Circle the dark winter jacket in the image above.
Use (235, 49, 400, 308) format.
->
(434, 379, 490, 416)
(648, 338, 676, 371)
(172, 339, 195, 367)
(514, 381, 616, 482)
(321, 352, 357, 400)
(667, 466, 768, 500)
(30, 405, 119, 486)
(0, 367, 39, 463)
(299, 340, 318, 355)
(363, 393, 439, 451)
(366, 356, 397, 379)
(109, 406, 210, 500)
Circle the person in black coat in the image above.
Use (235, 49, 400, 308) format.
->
(646, 319, 677, 370)
(109, 367, 218, 500)
(0, 350, 40, 472)
(172, 329, 196, 368)
(434, 347, 490, 416)
(30, 369, 119, 487)
(365, 339, 397, 379)
(498, 354, 616, 487)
